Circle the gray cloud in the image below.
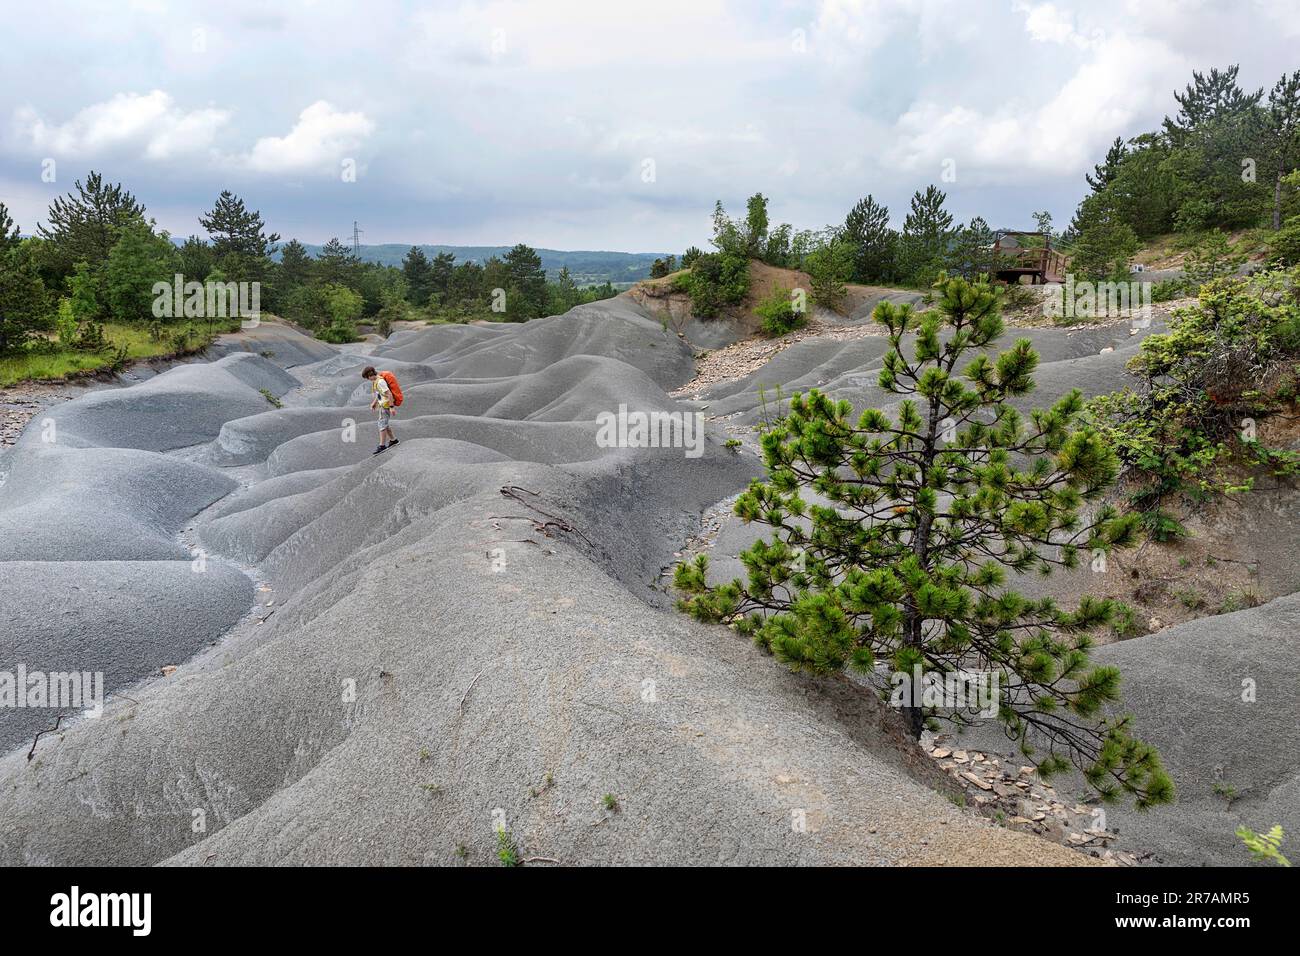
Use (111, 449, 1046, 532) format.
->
(1, 0, 1295, 251)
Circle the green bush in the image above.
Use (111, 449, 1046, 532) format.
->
(755, 287, 806, 337)
(1086, 266, 1300, 512)
(1271, 216, 1300, 267)
(804, 240, 853, 311)
(679, 251, 749, 318)
(1151, 278, 1187, 302)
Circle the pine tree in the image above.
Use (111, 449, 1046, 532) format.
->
(276, 239, 313, 290)
(402, 246, 434, 306)
(550, 265, 581, 314)
(503, 243, 547, 320)
(842, 194, 895, 283)
(0, 243, 49, 353)
(1266, 70, 1300, 231)
(898, 186, 954, 286)
(676, 276, 1172, 808)
(198, 191, 279, 260)
(429, 252, 456, 307)
(38, 171, 146, 294)
(315, 237, 360, 288)
(1086, 137, 1128, 194)
(744, 193, 770, 258)
(177, 236, 214, 283)
(0, 202, 19, 251)
(1162, 65, 1262, 146)
(947, 216, 995, 281)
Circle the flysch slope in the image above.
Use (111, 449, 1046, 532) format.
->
(0, 299, 1214, 866)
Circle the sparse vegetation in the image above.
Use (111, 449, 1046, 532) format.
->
(1238, 824, 1290, 866)
(495, 827, 520, 867)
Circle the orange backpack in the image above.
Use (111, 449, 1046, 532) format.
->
(380, 370, 404, 407)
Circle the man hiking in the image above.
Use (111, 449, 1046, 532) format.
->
(362, 366, 401, 455)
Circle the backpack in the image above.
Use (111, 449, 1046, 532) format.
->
(380, 370, 404, 407)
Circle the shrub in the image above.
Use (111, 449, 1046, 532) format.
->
(804, 240, 853, 311)
(1271, 216, 1300, 267)
(1085, 266, 1300, 511)
(755, 287, 806, 337)
(1182, 231, 1245, 290)
(679, 251, 749, 318)
(1151, 278, 1187, 302)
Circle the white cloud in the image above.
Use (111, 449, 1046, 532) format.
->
(887, 28, 1188, 181)
(1014, 2, 1078, 44)
(241, 101, 375, 174)
(13, 90, 229, 160)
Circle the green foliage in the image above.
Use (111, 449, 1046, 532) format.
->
(1151, 278, 1187, 303)
(495, 828, 520, 867)
(1074, 64, 1300, 248)
(947, 216, 997, 281)
(318, 283, 363, 343)
(0, 242, 51, 354)
(502, 243, 548, 321)
(679, 250, 750, 318)
(649, 255, 677, 279)
(1182, 231, 1246, 289)
(675, 275, 1170, 808)
(842, 194, 897, 283)
(1069, 191, 1140, 280)
(1085, 267, 1300, 512)
(37, 171, 146, 299)
(401, 246, 434, 306)
(755, 287, 806, 337)
(1270, 214, 1300, 266)
(105, 221, 178, 322)
(804, 240, 854, 311)
(897, 185, 954, 286)
(1237, 824, 1291, 866)
(0, 202, 20, 251)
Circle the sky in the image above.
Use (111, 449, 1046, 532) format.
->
(1, 0, 1297, 253)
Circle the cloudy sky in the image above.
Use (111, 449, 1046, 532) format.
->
(2, 0, 1297, 253)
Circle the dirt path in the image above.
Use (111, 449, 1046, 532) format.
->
(0, 378, 103, 448)
(672, 311, 887, 399)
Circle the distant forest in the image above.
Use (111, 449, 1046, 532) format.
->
(281, 243, 668, 287)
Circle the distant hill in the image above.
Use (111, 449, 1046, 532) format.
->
(282, 243, 671, 287)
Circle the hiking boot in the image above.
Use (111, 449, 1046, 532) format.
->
(372, 444, 388, 455)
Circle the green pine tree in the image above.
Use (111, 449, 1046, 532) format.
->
(898, 185, 954, 286)
(675, 275, 1173, 808)
(402, 246, 434, 306)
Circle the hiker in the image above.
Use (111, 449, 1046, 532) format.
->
(362, 366, 402, 455)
